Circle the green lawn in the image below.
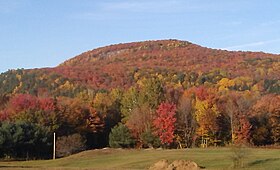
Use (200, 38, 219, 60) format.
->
(0, 148, 279, 169)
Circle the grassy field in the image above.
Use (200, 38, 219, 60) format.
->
(0, 147, 279, 170)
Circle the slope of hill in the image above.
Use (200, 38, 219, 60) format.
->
(50, 39, 279, 90)
(1, 39, 279, 95)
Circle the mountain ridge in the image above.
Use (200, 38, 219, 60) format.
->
(59, 39, 278, 67)
(49, 39, 279, 89)
(0, 39, 279, 96)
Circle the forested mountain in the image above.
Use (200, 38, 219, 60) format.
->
(1, 40, 279, 95)
(56, 39, 279, 90)
(0, 40, 279, 159)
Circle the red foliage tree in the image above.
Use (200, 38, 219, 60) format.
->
(195, 86, 209, 101)
(0, 109, 9, 121)
(39, 97, 56, 112)
(153, 102, 176, 145)
(235, 115, 252, 145)
(10, 94, 39, 112)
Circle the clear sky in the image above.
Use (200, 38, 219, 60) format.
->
(1, 0, 280, 73)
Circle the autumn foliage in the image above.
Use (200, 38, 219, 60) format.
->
(0, 40, 279, 159)
(153, 102, 176, 145)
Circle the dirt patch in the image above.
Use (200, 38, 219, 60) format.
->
(149, 159, 170, 170)
(149, 159, 203, 170)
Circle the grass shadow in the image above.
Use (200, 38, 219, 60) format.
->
(0, 165, 36, 168)
(248, 158, 280, 166)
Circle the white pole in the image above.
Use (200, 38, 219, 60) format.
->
(53, 132, 56, 160)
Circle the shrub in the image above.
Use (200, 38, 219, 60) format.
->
(141, 129, 161, 148)
(230, 144, 250, 168)
(109, 123, 135, 148)
(56, 133, 86, 157)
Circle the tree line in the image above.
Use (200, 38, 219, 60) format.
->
(0, 76, 279, 159)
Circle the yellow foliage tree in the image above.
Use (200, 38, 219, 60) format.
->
(194, 98, 220, 146)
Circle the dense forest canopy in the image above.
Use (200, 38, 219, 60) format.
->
(0, 40, 279, 159)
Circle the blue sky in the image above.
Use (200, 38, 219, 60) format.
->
(1, 0, 280, 73)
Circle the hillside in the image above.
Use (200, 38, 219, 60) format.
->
(53, 39, 279, 90)
(0, 39, 279, 159)
(0, 39, 279, 95)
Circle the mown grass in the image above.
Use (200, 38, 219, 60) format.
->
(0, 147, 279, 169)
